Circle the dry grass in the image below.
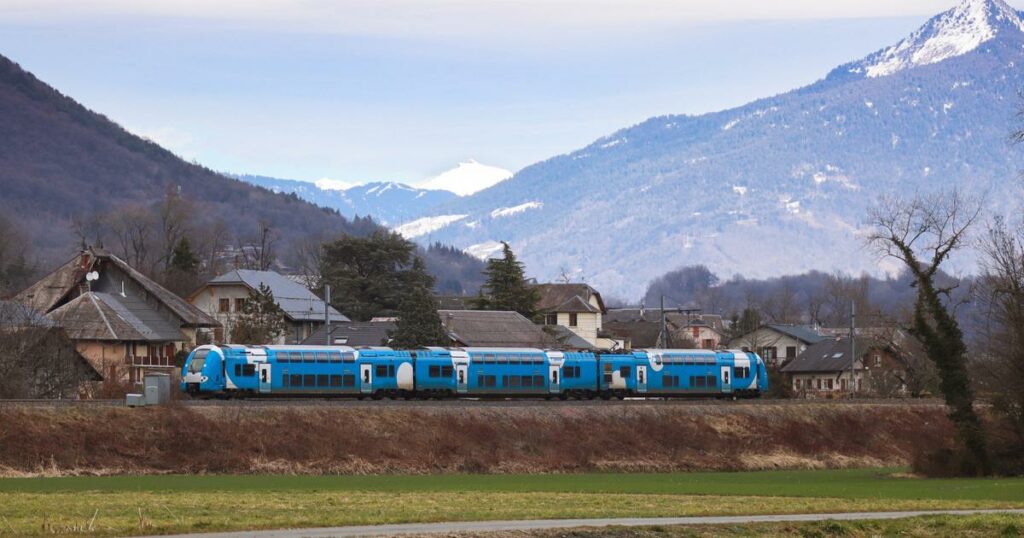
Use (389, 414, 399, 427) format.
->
(0, 402, 954, 476)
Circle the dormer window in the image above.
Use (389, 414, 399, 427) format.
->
(569, 313, 578, 327)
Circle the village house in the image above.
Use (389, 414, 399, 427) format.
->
(188, 269, 348, 344)
(782, 332, 923, 396)
(728, 324, 826, 366)
(602, 308, 727, 350)
(14, 248, 219, 383)
(535, 283, 617, 348)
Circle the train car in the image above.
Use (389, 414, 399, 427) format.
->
(181, 344, 413, 398)
(594, 349, 767, 399)
(465, 348, 552, 397)
(412, 347, 459, 397)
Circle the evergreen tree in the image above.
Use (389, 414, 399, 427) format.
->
(232, 283, 288, 344)
(472, 242, 540, 319)
(320, 231, 423, 321)
(392, 258, 450, 348)
(163, 236, 201, 297)
(169, 237, 199, 274)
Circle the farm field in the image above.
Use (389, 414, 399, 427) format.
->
(1, 468, 1022, 537)
(433, 515, 1024, 538)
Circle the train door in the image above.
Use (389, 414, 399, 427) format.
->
(360, 363, 373, 394)
(636, 365, 647, 393)
(549, 365, 560, 394)
(456, 364, 468, 394)
(258, 363, 272, 394)
(720, 366, 731, 394)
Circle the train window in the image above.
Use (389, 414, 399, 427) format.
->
(282, 372, 290, 386)
(330, 375, 342, 387)
(486, 375, 497, 387)
(429, 365, 440, 377)
(303, 374, 316, 387)
(509, 376, 521, 387)
(313, 352, 326, 363)
(343, 374, 356, 387)
(302, 352, 315, 363)
(389, 365, 395, 377)
(242, 364, 256, 376)
(534, 375, 544, 387)
(317, 374, 329, 387)
(277, 354, 290, 364)
(501, 375, 508, 386)
(342, 353, 355, 363)
(441, 366, 453, 377)
(234, 364, 241, 376)
(619, 366, 630, 378)
(376, 365, 388, 377)
(329, 352, 342, 362)
(707, 375, 717, 387)
(522, 376, 533, 387)
(290, 374, 302, 387)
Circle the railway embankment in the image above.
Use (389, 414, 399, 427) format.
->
(0, 401, 954, 476)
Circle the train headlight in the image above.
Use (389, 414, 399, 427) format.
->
(201, 376, 208, 383)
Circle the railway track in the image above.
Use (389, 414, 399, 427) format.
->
(0, 397, 947, 408)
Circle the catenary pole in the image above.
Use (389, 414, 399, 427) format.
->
(324, 284, 331, 346)
(850, 300, 856, 396)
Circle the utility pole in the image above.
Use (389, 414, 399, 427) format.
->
(849, 300, 856, 396)
(659, 295, 667, 349)
(324, 284, 332, 346)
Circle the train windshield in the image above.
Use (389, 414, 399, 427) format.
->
(187, 349, 209, 373)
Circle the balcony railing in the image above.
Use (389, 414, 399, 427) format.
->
(127, 356, 175, 368)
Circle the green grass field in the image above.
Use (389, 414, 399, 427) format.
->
(0, 469, 1021, 537)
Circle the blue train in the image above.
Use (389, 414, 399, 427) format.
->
(181, 345, 767, 399)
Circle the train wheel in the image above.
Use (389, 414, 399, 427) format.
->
(600, 391, 612, 401)
(559, 392, 569, 401)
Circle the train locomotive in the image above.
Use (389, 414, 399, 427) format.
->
(181, 345, 768, 399)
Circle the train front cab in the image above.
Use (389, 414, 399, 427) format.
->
(180, 345, 227, 395)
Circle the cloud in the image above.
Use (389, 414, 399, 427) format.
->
(0, 1, 975, 39)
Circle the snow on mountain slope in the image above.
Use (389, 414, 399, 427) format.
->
(840, 0, 1024, 78)
(238, 175, 457, 225)
(394, 214, 469, 239)
(396, 0, 1024, 299)
(417, 159, 513, 196)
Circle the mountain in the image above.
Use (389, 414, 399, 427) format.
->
(0, 54, 374, 263)
(237, 174, 457, 226)
(417, 160, 513, 196)
(403, 0, 1024, 299)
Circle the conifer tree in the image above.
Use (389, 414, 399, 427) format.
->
(473, 242, 540, 319)
(232, 283, 287, 344)
(392, 258, 450, 348)
(169, 237, 199, 275)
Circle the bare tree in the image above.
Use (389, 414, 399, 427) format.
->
(973, 216, 1024, 464)
(0, 304, 92, 398)
(156, 187, 195, 272)
(867, 190, 989, 474)
(104, 206, 156, 272)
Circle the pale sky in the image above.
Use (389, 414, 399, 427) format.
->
(0, 0, 1005, 184)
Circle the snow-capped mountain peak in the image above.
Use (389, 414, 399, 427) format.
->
(416, 159, 513, 197)
(843, 0, 1024, 78)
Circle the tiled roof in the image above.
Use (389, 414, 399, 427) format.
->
(46, 292, 186, 342)
(206, 270, 349, 323)
(440, 310, 557, 348)
(535, 283, 606, 314)
(781, 336, 877, 373)
(300, 321, 395, 347)
(764, 324, 827, 345)
(15, 248, 218, 327)
(546, 325, 597, 350)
